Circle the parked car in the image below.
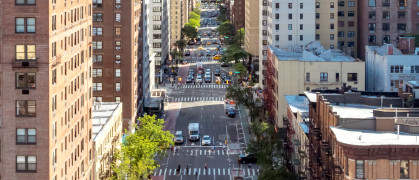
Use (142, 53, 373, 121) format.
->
(201, 135, 211, 146)
(221, 62, 229, 67)
(221, 73, 226, 79)
(185, 50, 191, 56)
(237, 154, 257, 164)
(174, 131, 184, 144)
(227, 109, 236, 117)
(200, 51, 205, 56)
(214, 69, 220, 76)
(186, 76, 193, 83)
(205, 76, 211, 83)
(188, 69, 194, 75)
(196, 41, 202, 45)
(213, 51, 218, 56)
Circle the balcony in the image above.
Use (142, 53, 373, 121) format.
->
(12, 59, 38, 68)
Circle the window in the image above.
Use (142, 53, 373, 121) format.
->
(336, 73, 340, 82)
(316, 2, 320, 8)
(153, 24, 161, 30)
(288, 3, 292, 8)
(338, 31, 345, 37)
(153, 15, 162, 21)
(316, 34, 320, 40)
(114, 27, 121, 35)
(398, 0, 406, 6)
(52, 42, 56, 57)
(288, 14, 292, 19)
(391, 65, 404, 73)
(16, 73, 36, 89)
(348, 31, 355, 37)
(92, 83, 103, 91)
(52, 15, 56, 31)
(316, 24, 320, 29)
(15, 45, 36, 60)
(300, 24, 303, 30)
(411, 66, 419, 73)
(306, 73, 310, 82)
(338, 21, 344, 27)
(15, 17, 35, 33)
(93, 0, 102, 7)
(115, 96, 121, 103)
(93, 13, 103, 22)
(93, 55, 102, 63)
(316, 13, 320, 19)
(92, 41, 102, 50)
(300, 3, 303, 9)
(330, 34, 334, 40)
(338, 11, 345, 17)
(92, 69, 102, 77)
(398, 11, 406, 19)
(320, 73, 328, 81)
(347, 73, 357, 81)
(275, 24, 279, 30)
(275, 35, 279, 41)
(262, 40, 267, 45)
(391, 80, 404, 88)
(115, 69, 121, 77)
(262, 20, 267, 26)
(330, 13, 334, 19)
(348, 42, 354, 47)
(153, 43, 161, 48)
(400, 160, 409, 178)
(339, 1, 345, 6)
(330, 2, 334, 8)
(153, 6, 161, 12)
(16, 156, 36, 172)
(275, 14, 279, 19)
(398, 24, 407, 31)
(368, 23, 376, 31)
(288, 24, 292, 30)
(300, 35, 303, 41)
(330, 24, 334, 29)
(356, 160, 364, 178)
(383, 0, 390, 6)
(383, 35, 390, 43)
(115, 83, 121, 92)
(382, 11, 390, 19)
(330, 45, 335, 49)
(338, 42, 345, 48)
(348, 1, 355, 6)
(348, 21, 355, 27)
(275, 3, 279, 8)
(115, 41, 121, 48)
(383, 23, 390, 31)
(369, 11, 376, 19)
(368, 0, 376, 6)
(92, 27, 102, 36)
(16, 128, 36, 144)
(153, 34, 161, 39)
(115, 13, 121, 22)
(368, 35, 376, 43)
(300, 14, 303, 19)
(288, 35, 292, 41)
(348, 11, 354, 17)
(16, 0, 35, 5)
(16, 100, 36, 117)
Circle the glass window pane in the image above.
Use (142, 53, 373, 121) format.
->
(16, 0, 25, 4)
(27, 45, 36, 60)
(17, 129, 26, 135)
(16, 45, 25, 60)
(16, 101, 26, 116)
(27, 101, 36, 116)
(16, 18, 25, 33)
(28, 129, 36, 135)
(17, 164, 26, 171)
(28, 135, 36, 143)
(26, 18, 36, 33)
(27, 156, 36, 163)
(27, 0, 35, 4)
(27, 73, 36, 88)
(17, 156, 25, 163)
(16, 73, 26, 88)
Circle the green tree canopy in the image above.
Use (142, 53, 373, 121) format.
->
(175, 39, 187, 52)
(223, 45, 248, 63)
(234, 63, 247, 78)
(190, 12, 200, 21)
(235, 28, 245, 45)
(182, 25, 198, 39)
(226, 85, 260, 121)
(111, 115, 174, 179)
(217, 21, 235, 37)
(187, 19, 200, 28)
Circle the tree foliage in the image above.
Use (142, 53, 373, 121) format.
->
(111, 115, 174, 180)
(235, 28, 245, 45)
(182, 25, 198, 39)
(187, 19, 200, 28)
(223, 45, 248, 63)
(234, 63, 247, 79)
(246, 121, 297, 180)
(217, 21, 235, 37)
(225, 85, 260, 121)
(175, 39, 187, 52)
(190, 12, 200, 21)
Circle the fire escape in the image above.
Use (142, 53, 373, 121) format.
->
(263, 57, 276, 120)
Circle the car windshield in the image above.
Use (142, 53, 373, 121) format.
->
(203, 136, 210, 140)
(176, 134, 182, 138)
(190, 131, 198, 135)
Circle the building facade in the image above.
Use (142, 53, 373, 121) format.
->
(231, 0, 245, 30)
(264, 44, 365, 127)
(258, 0, 269, 87)
(92, 102, 123, 179)
(170, 0, 184, 45)
(305, 92, 419, 179)
(244, 0, 259, 57)
(0, 0, 93, 179)
(141, 0, 154, 104)
(150, 0, 170, 83)
(92, 0, 141, 130)
(315, 0, 358, 57)
(366, 38, 419, 92)
(268, 0, 315, 49)
(358, 0, 419, 60)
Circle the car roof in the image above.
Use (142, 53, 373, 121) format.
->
(203, 135, 210, 138)
(175, 131, 182, 135)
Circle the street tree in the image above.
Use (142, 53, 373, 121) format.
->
(217, 21, 235, 38)
(111, 115, 174, 180)
(190, 12, 200, 21)
(187, 19, 200, 29)
(234, 62, 247, 80)
(246, 121, 297, 180)
(224, 45, 248, 63)
(175, 39, 187, 52)
(225, 85, 260, 121)
(192, 7, 201, 15)
(235, 28, 245, 46)
(181, 25, 198, 39)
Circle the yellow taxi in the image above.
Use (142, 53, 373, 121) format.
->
(198, 46, 203, 50)
(213, 55, 221, 60)
(207, 42, 212, 45)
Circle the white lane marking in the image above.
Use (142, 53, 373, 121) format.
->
(154, 170, 157, 176)
(223, 168, 225, 175)
(228, 169, 230, 175)
(159, 169, 162, 176)
(253, 169, 256, 176)
(247, 169, 250, 176)
(191, 150, 193, 156)
(169, 169, 172, 176)
(257, 169, 259, 175)
(173, 169, 176, 176)
(217, 150, 220, 155)
(189, 168, 192, 175)
(204, 150, 207, 155)
(218, 168, 220, 175)
(222, 150, 224, 155)
(164, 168, 167, 176)
(203, 168, 206, 175)
(200, 150, 202, 155)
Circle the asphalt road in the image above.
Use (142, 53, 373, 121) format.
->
(152, 3, 258, 180)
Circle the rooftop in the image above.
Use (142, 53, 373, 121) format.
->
(92, 102, 122, 141)
(269, 42, 357, 62)
(406, 81, 419, 88)
(330, 126, 419, 146)
(285, 95, 309, 114)
(330, 103, 383, 119)
(366, 44, 403, 56)
(304, 92, 317, 103)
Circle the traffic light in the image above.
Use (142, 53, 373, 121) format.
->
(178, 77, 182, 82)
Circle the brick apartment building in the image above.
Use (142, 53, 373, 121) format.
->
(232, 0, 245, 30)
(0, 0, 94, 179)
(305, 92, 419, 179)
(92, 0, 141, 130)
(358, 0, 419, 60)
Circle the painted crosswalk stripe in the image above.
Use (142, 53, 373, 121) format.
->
(203, 168, 206, 175)
(169, 169, 172, 176)
(208, 168, 211, 175)
(159, 169, 162, 176)
(217, 150, 220, 155)
(190, 150, 193, 155)
(199, 168, 201, 176)
(222, 150, 224, 155)
(223, 168, 225, 175)
(189, 168, 192, 175)
(253, 169, 256, 176)
(204, 150, 207, 155)
(228, 169, 230, 175)
(184, 169, 187, 175)
(200, 150, 202, 155)
(164, 169, 167, 176)
(257, 169, 259, 175)
(154, 171, 157, 176)
(218, 168, 220, 175)
(173, 169, 176, 175)
(248, 169, 250, 176)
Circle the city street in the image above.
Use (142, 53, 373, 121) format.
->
(152, 3, 258, 180)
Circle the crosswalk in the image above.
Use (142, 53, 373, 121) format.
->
(153, 167, 259, 177)
(180, 84, 227, 88)
(166, 96, 224, 102)
(169, 149, 244, 157)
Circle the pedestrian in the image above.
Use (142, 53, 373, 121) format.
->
(223, 144, 226, 149)
(177, 164, 181, 176)
(204, 162, 207, 171)
(194, 169, 198, 176)
(212, 145, 215, 153)
(171, 145, 174, 152)
(174, 146, 177, 154)
(186, 164, 189, 174)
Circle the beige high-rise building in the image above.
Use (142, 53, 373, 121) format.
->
(92, 0, 141, 130)
(170, 0, 186, 45)
(315, 0, 358, 57)
(244, 0, 259, 57)
(0, 0, 93, 179)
